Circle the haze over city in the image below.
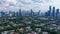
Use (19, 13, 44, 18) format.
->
(0, 0, 60, 34)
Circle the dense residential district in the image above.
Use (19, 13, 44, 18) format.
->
(0, 6, 60, 34)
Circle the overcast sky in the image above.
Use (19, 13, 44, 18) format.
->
(0, 0, 60, 12)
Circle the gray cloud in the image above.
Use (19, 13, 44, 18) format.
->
(0, 0, 60, 12)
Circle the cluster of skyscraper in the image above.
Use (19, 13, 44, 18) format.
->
(0, 9, 40, 17)
(0, 6, 60, 18)
(0, 9, 22, 17)
(45, 6, 60, 18)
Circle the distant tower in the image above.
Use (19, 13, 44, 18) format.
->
(52, 7, 55, 17)
(1, 11, 5, 17)
(19, 9, 22, 16)
(16, 12, 19, 17)
(56, 9, 59, 18)
(45, 12, 48, 17)
(12, 12, 15, 17)
(48, 6, 51, 16)
(38, 10, 40, 16)
(31, 9, 34, 16)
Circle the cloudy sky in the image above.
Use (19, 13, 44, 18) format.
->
(0, 0, 60, 12)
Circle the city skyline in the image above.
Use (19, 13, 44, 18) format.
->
(0, 0, 60, 34)
(0, 0, 60, 12)
(0, 6, 60, 18)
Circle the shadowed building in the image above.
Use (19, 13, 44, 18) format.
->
(56, 9, 59, 18)
(30, 9, 34, 16)
(38, 10, 40, 16)
(19, 9, 22, 16)
(52, 7, 55, 17)
(45, 6, 51, 17)
(48, 6, 51, 17)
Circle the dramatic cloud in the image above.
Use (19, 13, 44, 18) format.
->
(0, 0, 60, 12)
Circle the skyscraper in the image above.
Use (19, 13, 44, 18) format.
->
(16, 12, 19, 17)
(52, 7, 55, 17)
(56, 9, 59, 18)
(12, 12, 16, 17)
(38, 10, 40, 16)
(48, 6, 51, 16)
(31, 9, 34, 16)
(45, 12, 48, 17)
(19, 9, 22, 16)
(45, 6, 51, 17)
(1, 11, 5, 17)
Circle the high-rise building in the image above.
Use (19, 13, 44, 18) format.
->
(45, 6, 51, 17)
(48, 6, 51, 16)
(19, 9, 22, 16)
(12, 12, 16, 17)
(38, 10, 40, 16)
(56, 9, 59, 18)
(52, 7, 55, 17)
(1, 11, 5, 17)
(31, 9, 34, 16)
(16, 12, 19, 17)
(45, 12, 48, 17)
